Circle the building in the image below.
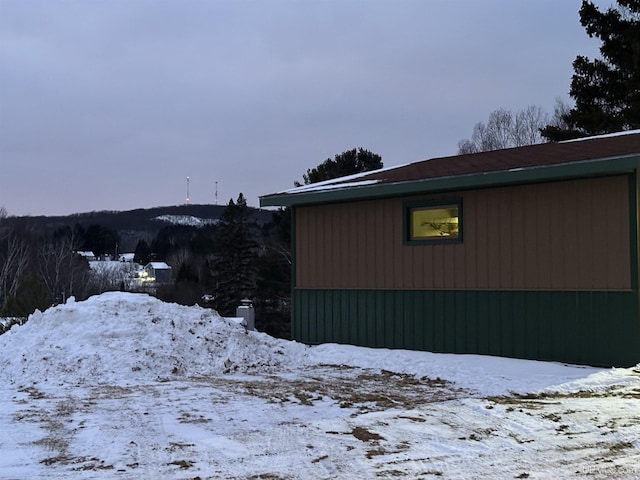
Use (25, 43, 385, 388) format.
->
(260, 131, 640, 367)
(75, 251, 96, 261)
(142, 262, 173, 284)
(119, 253, 135, 263)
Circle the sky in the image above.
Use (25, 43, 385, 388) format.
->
(0, 0, 609, 217)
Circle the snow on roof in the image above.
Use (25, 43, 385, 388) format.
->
(147, 262, 171, 269)
(279, 179, 380, 194)
(276, 163, 412, 195)
(560, 128, 640, 143)
(262, 130, 640, 202)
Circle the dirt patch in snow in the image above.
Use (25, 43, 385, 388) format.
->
(206, 365, 469, 414)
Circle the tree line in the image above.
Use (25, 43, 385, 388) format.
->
(0, 196, 287, 337)
(0, 148, 381, 338)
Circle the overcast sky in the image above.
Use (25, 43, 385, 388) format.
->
(0, 0, 607, 217)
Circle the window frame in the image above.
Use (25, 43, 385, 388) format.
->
(403, 198, 463, 245)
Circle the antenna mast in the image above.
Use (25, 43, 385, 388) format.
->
(186, 176, 190, 204)
(215, 181, 218, 205)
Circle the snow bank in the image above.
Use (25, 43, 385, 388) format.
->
(0, 292, 307, 387)
(306, 343, 602, 396)
(0, 292, 609, 395)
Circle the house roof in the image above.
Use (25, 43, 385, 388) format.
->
(260, 130, 640, 207)
(147, 262, 171, 270)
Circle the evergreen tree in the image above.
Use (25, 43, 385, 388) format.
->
(210, 193, 260, 316)
(542, 0, 640, 141)
(133, 239, 152, 265)
(1, 272, 50, 317)
(83, 224, 120, 257)
(297, 147, 383, 186)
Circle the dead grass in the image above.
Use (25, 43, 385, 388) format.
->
(352, 426, 384, 442)
(227, 365, 468, 414)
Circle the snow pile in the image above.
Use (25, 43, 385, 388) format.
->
(0, 291, 604, 395)
(544, 364, 640, 395)
(2, 293, 640, 479)
(0, 292, 307, 387)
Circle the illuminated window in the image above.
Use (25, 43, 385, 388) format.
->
(405, 200, 461, 243)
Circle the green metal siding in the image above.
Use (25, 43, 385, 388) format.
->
(293, 289, 640, 367)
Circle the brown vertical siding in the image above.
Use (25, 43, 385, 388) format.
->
(511, 189, 526, 289)
(295, 175, 632, 291)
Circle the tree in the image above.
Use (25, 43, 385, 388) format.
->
(83, 224, 119, 258)
(0, 231, 30, 312)
(457, 106, 550, 154)
(253, 148, 383, 337)
(133, 239, 152, 265)
(297, 147, 383, 186)
(209, 193, 260, 316)
(87, 261, 138, 295)
(254, 209, 292, 338)
(37, 232, 90, 304)
(1, 272, 50, 317)
(541, 0, 640, 141)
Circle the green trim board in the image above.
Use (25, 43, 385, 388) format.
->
(630, 173, 639, 294)
(260, 155, 640, 208)
(293, 288, 640, 367)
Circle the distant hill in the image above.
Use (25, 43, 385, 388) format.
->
(2, 204, 274, 236)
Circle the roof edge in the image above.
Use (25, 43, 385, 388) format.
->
(260, 154, 640, 208)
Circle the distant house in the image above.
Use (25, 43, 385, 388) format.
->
(119, 253, 135, 263)
(260, 131, 640, 367)
(143, 262, 173, 283)
(75, 251, 96, 261)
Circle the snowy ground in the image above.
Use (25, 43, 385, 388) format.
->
(1, 292, 639, 479)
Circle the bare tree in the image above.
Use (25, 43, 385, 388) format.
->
(167, 247, 193, 273)
(88, 261, 137, 293)
(37, 232, 90, 303)
(547, 97, 573, 131)
(514, 105, 549, 146)
(0, 233, 30, 311)
(457, 105, 550, 154)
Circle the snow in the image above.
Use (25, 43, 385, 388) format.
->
(153, 214, 218, 227)
(280, 179, 381, 194)
(276, 163, 412, 195)
(560, 129, 640, 143)
(1, 292, 639, 479)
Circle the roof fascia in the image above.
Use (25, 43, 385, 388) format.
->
(260, 154, 640, 207)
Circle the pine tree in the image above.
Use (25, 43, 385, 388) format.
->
(210, 193, 260, 316)
(542, 0, 640, 141)
(297, 148, 383, 186)
(133, 239, 152, 265)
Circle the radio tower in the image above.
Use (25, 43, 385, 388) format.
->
(186, 176, 190, 204)
(215, 181, 218, 205)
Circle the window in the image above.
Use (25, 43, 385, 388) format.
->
(405, 200, 461, 243)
